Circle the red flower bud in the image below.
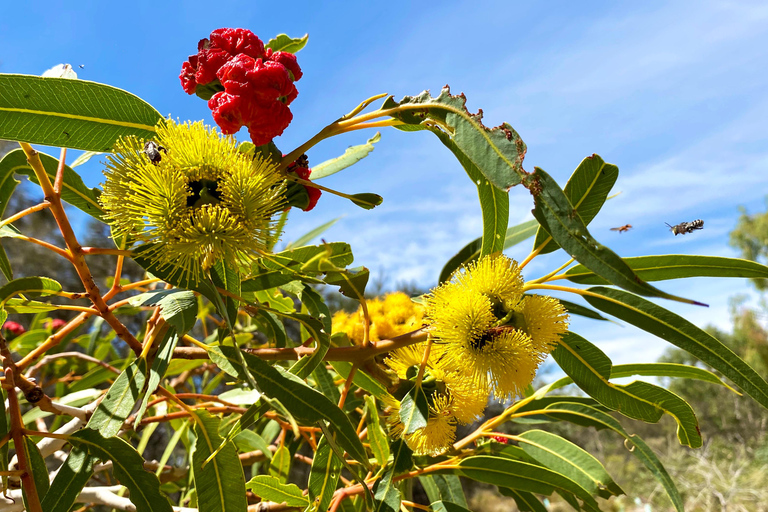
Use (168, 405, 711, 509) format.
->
(286, 156, 322, 211)
(491, 435, 509, 444)
(51, 318, 67, 331)
(4, 321, 25, 336)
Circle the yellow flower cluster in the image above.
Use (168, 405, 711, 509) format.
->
(383, 343, 488, 456)
(426, 254, 569, 399)
(332, 292, 424, 344)
(100, 120, 285, 282)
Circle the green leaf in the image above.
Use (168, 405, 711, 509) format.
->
(40, 447, 94, 512)
(384, 87, 526, 191)
(418, 475, 468, 508)
(312, 132, 381, 180)
(3, 297, 60, 313)
(233, 429, 271, 456)
(21, 436, 49, 507)
(529, 167, 702, 305)
(0, 276, 62, 304)
(610, 362, 738, 392)
(330, 361, 395, 402)
(498, 489, 547, 512)
(265, 33, 309, 53)
(324, 266, 370, 300)
(565, 254, 768, 284)
(70, 150, 103, 167)
(247, 475, 309, 507)
(128, 289, 198, 334)
(583, 286, 768, 409)
(0, 148, 106, 221)
(543, 402, 683, 512)
(556, 298, 610, 321)
(551, 332, 702, 447)
(0, 74, 162, 151)
(350, 192, 383, 210)
(269, 445, 292, 483)
(400, 385, 429, 435)
(431, 501, 474, 512)
(365, 396, 390, 467)
(210, 346, 370, 467)
(87, 358, 146, 437)
(439, 219, 538, 283)
(533, 154, 618, 254)
(134, 329, 180, 427)
(192, 411, 247, 512)
(518, 429, 623, 497)
(308, 436, 343, 510)
(285, 217, 342, 249)
(455, 455, 600, 512)
(70, 428, 173, 512)
(373, 469, 401, 512)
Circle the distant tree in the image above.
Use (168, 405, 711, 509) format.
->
(731, 199, 768, 290)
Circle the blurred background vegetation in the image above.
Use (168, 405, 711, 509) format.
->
(1, 141, 766, 511)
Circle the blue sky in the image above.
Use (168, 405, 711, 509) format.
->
(2, 1, 768, 364)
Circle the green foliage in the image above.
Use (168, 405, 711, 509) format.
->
(0, 31, 766, 512)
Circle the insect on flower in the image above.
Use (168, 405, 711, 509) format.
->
(142, 140, 167, 165)
(610, 224, 632, 233)
(665, 219, 704, 236)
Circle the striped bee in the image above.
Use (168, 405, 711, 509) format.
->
(665, 219, 704, 236)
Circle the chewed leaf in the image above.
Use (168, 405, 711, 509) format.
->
(384, 86, 526, 191)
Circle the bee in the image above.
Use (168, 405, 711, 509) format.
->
(665, 219, 704, 236)
(610, 224, 632, 233)
(142, 140, 167, 165)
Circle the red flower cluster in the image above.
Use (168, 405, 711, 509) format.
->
(180, 28, 302, 146)
(287, 155, 322, 212)
(491, 435, 509, 444)
(4, 321, 25, 336)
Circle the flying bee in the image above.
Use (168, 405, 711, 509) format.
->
(142, 140, 167, 165)
(665, 219, 704, 236)
(610, 224, 632, 233)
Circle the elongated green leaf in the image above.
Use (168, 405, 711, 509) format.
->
(0, 74, 162, 151)
(330, 361, 395, 402)
(431, 501, 473, 512)
(439, 219, 538, 283)
(0, 148, 105, 220)
(611, 363, 738, 392)
(22, 436, 49, 507)
(247, 475, 309, 507)
(40, 447, 94, 512)
(419, 475, 468, 509)
(0, 276, 62, 304)
(518, 430, 623, 497)
(400, 385, 429, 435)
(211, 346, 369, 467)
(312, 132, 381, 180)
(269, 445, 292, 483)
(498, 489, 547, 512)
(233, 429, 271, 456)
(285, 217, 342, 249)
(3, 297, 60, 313)
(583, 286, 768, 409)
(128, 289, 197, 334)
(70, 428, 173, 512)
(551, 332, 662, 421)
(0, 149, 20, 280)
(556, 298, 610, 321)
(529, 167, 702, 305)
(533, 154, 618, 254)
(70, 150, 103, 167)
(543, 402, 683, 512)
(134, 330, 180, 427)
(455, 455, 600, 512)
(87, 359, 146, 437)
(265, 33, 309, 53)
(324, 266, 370, 300)
(565, 254, 768, 284)
(365, 396, 390, 467)
(373, 469, 401, 512)
(552, 332, 702, 447)
(192, 411, 247, 512)
(308, 436, 343, 510)
(384, 87, 526, 190)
